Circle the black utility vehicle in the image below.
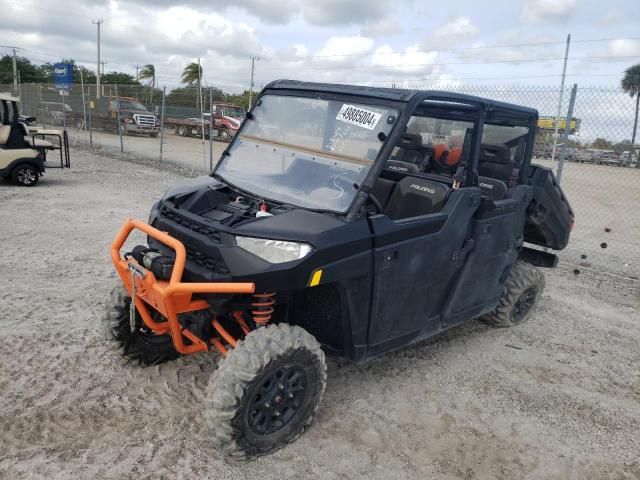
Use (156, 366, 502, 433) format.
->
(106, 80, 573, 459)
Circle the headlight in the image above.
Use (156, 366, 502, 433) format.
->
(235, 236, 312, 264)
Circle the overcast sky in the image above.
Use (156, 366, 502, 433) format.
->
(1, 0, 640, 92)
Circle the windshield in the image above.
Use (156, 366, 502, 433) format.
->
(215, 94, 397, 212)
(119, 101, 147, 111)
(221, 106, 245, 118)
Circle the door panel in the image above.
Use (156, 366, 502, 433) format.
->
(443, 186, 531, 323)
(367, 188, 481, 352)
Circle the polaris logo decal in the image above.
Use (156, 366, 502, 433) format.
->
(336, 104, 381, 130)
(410, 183, 435, 194)
(388, 165, 408, 172)
(479, 182, 494, 190)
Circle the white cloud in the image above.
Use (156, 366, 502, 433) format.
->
(277, 44, 310, 62)
(360, 18, 403, 38)
(316, 35, 375, 61)
(303, 0, 394, 26)
(455, 30, 560, 64)
(599, 9, 623, 27)
(424, 17, 479, 49)
(607, 39, 640, 58)
(521, 0, 577, 23)
(371, 45, 438, 74)
(433, 17, 479, 39)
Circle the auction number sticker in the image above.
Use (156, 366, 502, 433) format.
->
(336, 104, 381, 130)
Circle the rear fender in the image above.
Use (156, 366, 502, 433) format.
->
(0, 155, 45, 177)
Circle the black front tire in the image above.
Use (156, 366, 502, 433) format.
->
(11, 163, 39, 186)
(205, 323, 326, 460)
(102, 285, 179, 366)
(481, 261, 545, 328)
(218, 128, 230, 142)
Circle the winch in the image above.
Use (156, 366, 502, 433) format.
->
(129, 245, 175, 280)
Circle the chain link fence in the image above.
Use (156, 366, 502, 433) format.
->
(2, 82, 639, 277)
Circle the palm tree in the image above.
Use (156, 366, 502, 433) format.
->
(621, 63, 640, 147)
(138, 64, 156, 103)
(182, 61, 204, 114)
(181, 62, 202, 86)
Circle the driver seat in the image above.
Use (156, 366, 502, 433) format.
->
(384, 176, 450, 220)
(392, 133, 426, 166)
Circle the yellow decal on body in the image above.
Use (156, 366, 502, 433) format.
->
(310, 270, 323, 287)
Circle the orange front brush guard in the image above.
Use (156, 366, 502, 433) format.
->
(111, 219, 255, 355)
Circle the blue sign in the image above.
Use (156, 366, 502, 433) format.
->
(53, 63, 73, 89)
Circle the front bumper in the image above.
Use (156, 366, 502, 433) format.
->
(125, 124, 159, 134)
(111, 218, 255, 355)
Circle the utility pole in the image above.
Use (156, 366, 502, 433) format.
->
(93, 19, 103, 99)
(136, 64, 139, 81)
(12, 48, 18, 95)
(556, 84, 578, 184)
(248, 56, 259, 109)
(551, 33, 571, 162)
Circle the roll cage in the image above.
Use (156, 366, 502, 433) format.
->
(239, 81, 538, 219)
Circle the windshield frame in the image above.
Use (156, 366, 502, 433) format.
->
(212, 89, 406, 215)
(119, 100, 148, 111)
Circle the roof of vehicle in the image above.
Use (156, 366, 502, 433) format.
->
(0, 93, 20, 102)
(264, 79, 538, 117)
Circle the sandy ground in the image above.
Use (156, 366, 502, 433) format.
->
(0, 150, 639, 480)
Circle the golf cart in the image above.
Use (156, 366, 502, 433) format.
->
(0, 93, 70, 186)
(105, 81, 574, 459)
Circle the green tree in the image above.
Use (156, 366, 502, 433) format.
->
(75, 65, 97, 85)
(101, 71, 140, 85)
(224, 90, 253, 110)
(591, 137, 613, 150)
(181, 62, 204, 110)
(621, 63, 640, 147)
(138, 64, 156, 103)
(0, 55, 49, 83)
(181, 62, 202, 86)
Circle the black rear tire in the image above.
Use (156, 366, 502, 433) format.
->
(481, 261, 545, 328)
(205, 323, 326, 460)
(102, 285, 179, 366)
(11, 163, 39, 186)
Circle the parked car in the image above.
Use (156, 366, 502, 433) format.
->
(576, 149, 605, 164)
(38, 102, 72, 126)
(619, 150, 638, 167)
(599, 151, 626, 167)
(69, 97, 160, 137)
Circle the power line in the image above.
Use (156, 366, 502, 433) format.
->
(305, 37, 640, 58)
(255, 55, 640, 72)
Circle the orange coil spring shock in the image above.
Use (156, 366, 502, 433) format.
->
(251, 292, 276, 325)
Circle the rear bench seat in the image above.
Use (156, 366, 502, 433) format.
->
(0, 125, 10, 145)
